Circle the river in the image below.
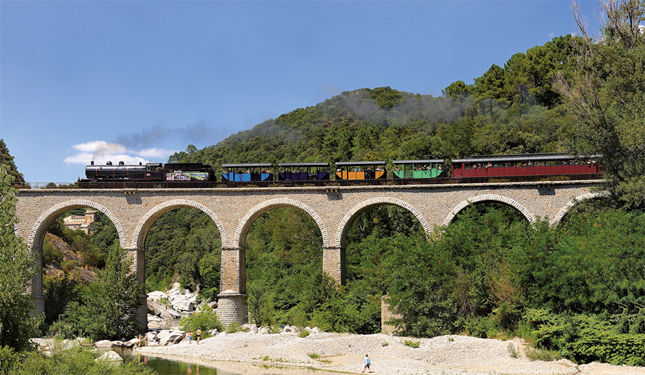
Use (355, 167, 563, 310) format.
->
(122, 350, 344, 375)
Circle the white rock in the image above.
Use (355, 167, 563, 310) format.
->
(258, 326, 270, 334)
(96, 351, 122, 363)
(156, 330, 171, 342)
(94, 340, 114, 348)
(147, 291, 168, 301)
(160, 331, 186, 345)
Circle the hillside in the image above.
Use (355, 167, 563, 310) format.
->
(168, 36, 577, 168)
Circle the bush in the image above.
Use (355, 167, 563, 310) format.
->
(225, 321, 242, 333)
(0, 346, 19, 375)
(525, 347, 562, 362)
(403, 340, 420, 348)
(179, 305, 223, 334)
(5, 347, 154, 375)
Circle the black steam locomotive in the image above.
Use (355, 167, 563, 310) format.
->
(80, 161, 215, 186)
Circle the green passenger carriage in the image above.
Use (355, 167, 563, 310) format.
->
(393, 159, 444, 179)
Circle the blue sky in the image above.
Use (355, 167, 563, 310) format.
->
(1, 0, 601, 183)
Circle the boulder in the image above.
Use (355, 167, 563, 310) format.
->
(156, 329, 171, 343)
(160, 331, 186, 345)
(258, 326, 271, 335)
(146, 331, 159, 341)
(147, 291, 168, 301)
(111, 340, 124, 348)
(96, 351, 123, 363)
(124, 338, 139, 348)
(94, 340, 114, 348)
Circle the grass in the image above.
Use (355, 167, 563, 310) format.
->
(307, 353, 321, 359)
(381, 341, 389, 347)
(404, 340, 420, 348)
(507, 343, 518, 358)
(525, 347, 562, 362)
(299, 330, 310, 338)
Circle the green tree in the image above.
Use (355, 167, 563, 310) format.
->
(0, 165, 40, 350)
(556, 0, 645, 209)
(0, 140, 24, 184)
(51, 245, 144, 340)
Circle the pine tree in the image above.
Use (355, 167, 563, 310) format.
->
(0, 140, 25, 184)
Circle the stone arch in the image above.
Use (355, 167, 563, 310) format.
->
(550, 192, 606, 227)
(132, 199, 227, 249)
(443, 194, 536, 227)
(233, 198, 329, 249)
(335, 197, 431, 248)
(28, 199, 126, 249)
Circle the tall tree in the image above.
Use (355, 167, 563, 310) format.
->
(0, 165, 39, 350)
(0, 140, 25, 184)
(556, 0, 645, 209)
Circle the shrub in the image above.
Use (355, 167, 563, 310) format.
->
(507, 343, 518, 358)
(525, 347, 561, 362)
(225, 321, 241, 334)
(404, 340, 420, 348)
(307, 352, 320, 359)
(179, 305, 223, 334)
(299, 330, 310, 338)
(0, 346, 19, 375)
(4, 347, 154, 375)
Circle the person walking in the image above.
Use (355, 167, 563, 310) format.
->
(188, 331, 193, 344)
(196, 329, 201, 344)
(363, 354, 371, 373)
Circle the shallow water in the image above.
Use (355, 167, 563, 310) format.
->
(123, 350, 342, 375)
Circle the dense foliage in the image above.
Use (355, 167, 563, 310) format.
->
(49, 246, 144, 341)
(0, 346, 154, 375)
(0, 139, 24, 184)
(0, 165, 40, 351)
(556, 0, 645, 209)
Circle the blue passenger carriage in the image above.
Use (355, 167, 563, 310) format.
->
(221, 163, 274, 182)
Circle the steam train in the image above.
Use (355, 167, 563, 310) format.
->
(76, 153, 601, 188)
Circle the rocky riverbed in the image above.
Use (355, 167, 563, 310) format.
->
(134, 329, 645, 375)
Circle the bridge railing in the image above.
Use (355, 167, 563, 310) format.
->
(13, 182, 78, 189)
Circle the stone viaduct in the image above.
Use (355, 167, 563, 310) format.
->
(15, 180, 603, 329)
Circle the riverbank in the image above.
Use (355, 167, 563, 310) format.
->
(134, 331, 645, 374)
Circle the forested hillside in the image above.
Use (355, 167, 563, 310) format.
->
(170, 38, 577, 169)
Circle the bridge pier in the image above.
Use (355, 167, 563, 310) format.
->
(128, 247, 148, 332)
(218, 246, 248, 325)
(323, 246, 346, 285)
(30, 245, 45, 316)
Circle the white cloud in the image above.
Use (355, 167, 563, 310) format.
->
(136, 148, 177, 159)
(73, 141, 126, 153)
(64, 141, 177, 166)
